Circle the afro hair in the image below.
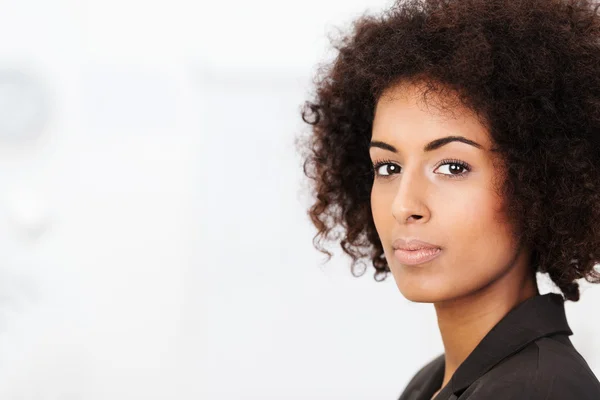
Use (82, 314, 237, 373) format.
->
(297, 0, 600, 301)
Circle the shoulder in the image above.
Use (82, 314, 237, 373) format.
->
(533, 336, 600, 399)
(462, 336, 600, 399)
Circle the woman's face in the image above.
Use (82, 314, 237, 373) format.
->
(370, 81, 526, 303)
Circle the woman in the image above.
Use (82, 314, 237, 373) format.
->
(297, 0, 600, 398)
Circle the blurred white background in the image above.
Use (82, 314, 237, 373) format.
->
(0, 0, 598, 399)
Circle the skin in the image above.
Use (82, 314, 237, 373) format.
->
(369, 81, 539, 398)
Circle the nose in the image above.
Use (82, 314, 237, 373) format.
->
(391, 167, 431, 224)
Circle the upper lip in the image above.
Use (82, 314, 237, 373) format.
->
(393, 238, 441, 251)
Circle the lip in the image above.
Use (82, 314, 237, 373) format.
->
(392, 238, 440, 251)
(394, 247, 442, 266)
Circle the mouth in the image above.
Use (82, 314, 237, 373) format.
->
(393, 247, 442, 266)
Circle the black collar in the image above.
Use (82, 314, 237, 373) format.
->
(439, 293, 573, 396)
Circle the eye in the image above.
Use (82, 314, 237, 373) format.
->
(372, 159, 400, 178)
(434, 159, 471, 179)
(371, 158, 472, 179)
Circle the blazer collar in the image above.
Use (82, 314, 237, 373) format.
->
(448, 293, 572, 395)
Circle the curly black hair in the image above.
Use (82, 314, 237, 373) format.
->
(296, 0, 600, 301)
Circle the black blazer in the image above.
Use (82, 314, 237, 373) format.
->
(398, 293, 600, 399)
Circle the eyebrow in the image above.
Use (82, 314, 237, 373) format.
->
(369, 135, 483, 153)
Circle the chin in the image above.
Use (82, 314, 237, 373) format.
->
(392, 272, 456, 303)
(385, 250, 471, 303)
(398, 287, 447, 303)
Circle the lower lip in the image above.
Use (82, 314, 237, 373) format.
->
(394, 247, 442, 265)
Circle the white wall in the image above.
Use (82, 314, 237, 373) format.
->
(0, 0, 597, 399)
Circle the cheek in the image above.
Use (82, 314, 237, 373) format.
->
(440, 191, 516, 285)
(446, 193, 496, 242)
(370, 185, 392, 234)
(449, 189, 508, 244)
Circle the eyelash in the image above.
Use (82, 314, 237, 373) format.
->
(371, 158, 472, 180)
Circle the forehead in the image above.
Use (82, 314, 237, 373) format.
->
(372, 81, 492, 149)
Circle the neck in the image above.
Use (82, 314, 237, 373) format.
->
(433, 256, 539, 391)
